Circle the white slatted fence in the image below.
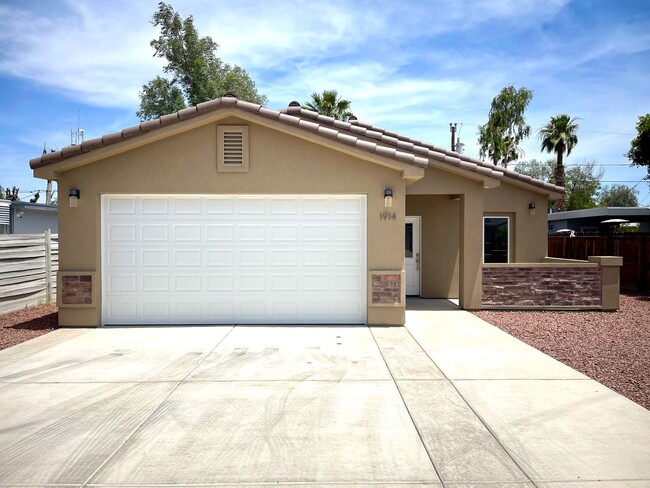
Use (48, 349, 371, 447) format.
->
(0, 231, 58, 314)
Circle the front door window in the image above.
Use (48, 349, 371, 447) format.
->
(405, 217, 420, 295)
(405, 223, 413, 258)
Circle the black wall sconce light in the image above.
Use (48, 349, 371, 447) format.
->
(528, 202, 536, 215)
(69, 188, 80, 208)
(384, 188, 393, 208)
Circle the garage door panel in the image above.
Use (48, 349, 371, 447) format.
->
(172, 250, 201, 266)
(173, 198, 201, 215)
(206, 249, 234, 266)
(108, 250, 137, 267)
(102, 195, 366, 325)
(270, 224, 298, 241)
(108, 224, 137, 242)
(107, 197, 137, 215)
(238, 224, 265, 241)
(270, 274, 298, 291)
(239, 198, 266, 214)
(141, 224, 168, 241)
(141, 197, 169, 214)
(108, 274, 137, 293)
(206, 274, 234, 291)
(238, 249, 266, 266)
(142, 274, 169, 292)
(238, 274, 266, 291)
(142, 249, 169, 267)
(206, 224, 233, 241)
(173, 224, 201, 241)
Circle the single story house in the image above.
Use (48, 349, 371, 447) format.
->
(548, 207, 650, 233)
(31, 94, 590, 327)
(0, 200, 58, 235)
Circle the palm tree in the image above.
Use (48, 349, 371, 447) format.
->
(303, 90, 352, 120)
(538, 114, 579, 211)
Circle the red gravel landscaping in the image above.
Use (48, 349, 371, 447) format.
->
(0, 304, 58, 351)
(474, 292, 650, 411)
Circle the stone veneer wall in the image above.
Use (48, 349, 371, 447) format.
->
(61, 275, 93, 305)
(370, 272, 402, 306)
(482, 266, 602, 308)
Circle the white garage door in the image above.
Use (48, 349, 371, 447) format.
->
(101, 195, 367, 325)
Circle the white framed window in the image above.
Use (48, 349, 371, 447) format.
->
(217, 125, 249, 172)
(483, 216, 509, 263)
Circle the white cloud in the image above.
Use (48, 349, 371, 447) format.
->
(0, 1, 161, 108)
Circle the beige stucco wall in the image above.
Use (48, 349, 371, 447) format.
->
(55, 116, 408, 326)
(406, 195, 460, 298)
(406, 168, 484, 308)
(483, 182, 548, 262)
(405, 166, 551, 307)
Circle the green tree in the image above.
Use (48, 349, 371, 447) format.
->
(137, 2, 267, 120)
(515, 159, 603, 212)
(136, 76, 185, 121)
(513, 158, 555, 183)
(303, 90, 353, 120)
(598, 184, 639, 207)
(565, 161, 603, 211)
(478, 85, 533, 167)
(626, 114, 650, 180)
(538, 114, 580, 212)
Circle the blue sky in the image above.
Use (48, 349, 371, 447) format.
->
(1, 0, 649, 205)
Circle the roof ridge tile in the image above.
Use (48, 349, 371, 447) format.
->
(27, 95, 563, 194)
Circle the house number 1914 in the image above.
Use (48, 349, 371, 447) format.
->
(380, 212, 396, 220)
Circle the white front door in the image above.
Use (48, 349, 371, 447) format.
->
(101, 195, 367, 325)
(405, 216, 420, 296)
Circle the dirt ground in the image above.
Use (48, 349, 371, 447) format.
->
(1, 295, 648, 410)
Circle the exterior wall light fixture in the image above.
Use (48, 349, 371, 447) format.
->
(384, 188, 393, 208)
(69, 188, 80, 208)
(528, 202, 536, 215)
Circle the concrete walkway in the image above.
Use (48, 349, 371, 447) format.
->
(0, 300, 648, 487)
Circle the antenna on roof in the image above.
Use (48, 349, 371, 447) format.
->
(70, 110, 85, 146)
(455, 138, 465, 154)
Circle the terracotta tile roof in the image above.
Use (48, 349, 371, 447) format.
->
(29, 94, 563, 195)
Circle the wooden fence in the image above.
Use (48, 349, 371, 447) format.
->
(0, 231, 59, 314)
(548, 234, 650, 292)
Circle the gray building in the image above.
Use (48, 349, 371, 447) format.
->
(0, 200, 58, 234)
(548, 207, 650, 233)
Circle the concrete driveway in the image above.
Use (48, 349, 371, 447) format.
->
(1, 300, 649, 487)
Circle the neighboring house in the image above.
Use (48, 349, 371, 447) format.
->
(0, 199, 58, 234)
(0, 200, 9, 234)
(31, 95, 565, 327)
(548, 207, 650, 233)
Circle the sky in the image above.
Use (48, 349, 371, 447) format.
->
(0, 0, 649, 205)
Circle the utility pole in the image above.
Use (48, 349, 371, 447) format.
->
(449, 123, 457, 152)
(43, 143, 52, 204)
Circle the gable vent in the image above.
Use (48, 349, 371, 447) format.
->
(222, 131, 244, 165)
(218, 125, 249, 173)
